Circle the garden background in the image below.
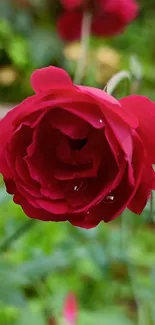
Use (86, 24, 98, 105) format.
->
(0, 0, 155, 324)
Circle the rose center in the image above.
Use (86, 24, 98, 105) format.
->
(67, 137, 88, 151)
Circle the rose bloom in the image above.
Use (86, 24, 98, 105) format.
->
(58, 0, 138, 41)
(0, 66, 155, 229)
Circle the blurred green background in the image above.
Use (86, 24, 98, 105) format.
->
(0, 0, 155, 324)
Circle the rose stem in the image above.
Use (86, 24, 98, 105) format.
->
(74, 11, 92, 85)
(0, 219, 37, 252)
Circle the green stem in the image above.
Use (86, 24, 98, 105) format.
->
(74, 11, 92, 85)
(0, 219, 37, 252)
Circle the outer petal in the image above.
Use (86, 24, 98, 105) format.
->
(0, 95, 44, 178)
(36, 199, 69, 214)
(12, 89, 102, 129)
(79, 86, 138, 129)
(13, 191, 68, 221)
(31, 66, 73, 93)
(120, 96, 155, 163)
(0, 102, 28, 177)
(128, 163, 154, 214)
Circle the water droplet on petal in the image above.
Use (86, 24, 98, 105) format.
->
(103, 194, 115, 204)
(84, 210, 90, 221)
(99, 119, 103, 124)
(73, 180, 88, 192)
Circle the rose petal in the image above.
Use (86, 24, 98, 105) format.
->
(62, 102, 104, 129)
(128, 163, 154, 214)
(70, 218, 100, 229)
(13, 91, 104, 131)
(0, 100, 27, 178)
(79, 86, 138, 129)
(81, 133, 144, 225)
(25, 118, 65, 200)
(54, 130, 105, 181)
(41, 187, 64, 200)
(64, 147, 121, 212)
(51, 108, 89, 139)
(105, 124, 122, 164)
(31, 66, 73, 93)
(13, 192, 68, 221)
(5, 179, 16, 195)
(15, 156, 41, 198)
(54, 163, 96, 180)
(56, 138, 71, 164)
(12, 87, 104, 131)
(104, 116, 134, 186)
(15, 183, 40, 208)
(36, 198, 69, 214)
(120, 95, 155, 163)
(6, 124, 33, 177)
(82, 166, 132, 224)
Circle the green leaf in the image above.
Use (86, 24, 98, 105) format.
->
(0, 259, 27, 307)
(19, 250, 70, 280)
(88, 243, 107, 269)
(0, 280, 26, 307)
(7, 37, 29, 68)
(0, 187, 11, 204)
(79, 308, 135, 325)
(28, 29, 63, 68)
(138, 303, 155, 325)
(16, 307, 46, 325)
(0, 259, 30, 286)
(14, 11, 33, 36)
(0, 19, 13, 40)
(0, 0, 13, 21)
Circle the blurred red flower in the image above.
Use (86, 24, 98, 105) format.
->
(63, 293, 78, 325)
(48, 293, 78, 325)
(58, 0, 138, 41)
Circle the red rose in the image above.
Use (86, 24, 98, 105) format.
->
(58, 0, 138, 41)
(0, 66, 155, 228)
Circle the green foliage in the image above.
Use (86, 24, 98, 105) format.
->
(0, 185, 154, 324)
